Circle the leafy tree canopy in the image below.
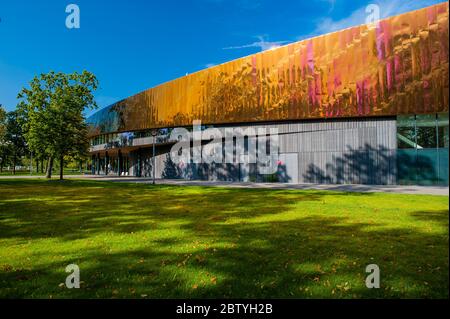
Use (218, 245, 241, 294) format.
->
(17, 71, 98, 178)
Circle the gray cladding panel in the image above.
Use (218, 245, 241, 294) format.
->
(128, 117, 398, 185)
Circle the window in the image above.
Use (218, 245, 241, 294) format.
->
(438, 113, 449, 148)
(244, 136, 249, 155)
(397, 115, 416, 149)
(397, 113, 449, 186)
(416, 114, 437, 149)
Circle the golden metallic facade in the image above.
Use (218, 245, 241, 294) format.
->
(88, 2, 449, 136)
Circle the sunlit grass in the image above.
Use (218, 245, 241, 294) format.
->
(0, 179, 448, 298)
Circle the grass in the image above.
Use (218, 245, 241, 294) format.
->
(0, 171, 45, 176)
(0, 170, 85, 176)
(0, 179, 448, 299)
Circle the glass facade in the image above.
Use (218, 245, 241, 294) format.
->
(397, 113, 449, 185)
(89, 126, 213, 149)
(90, 132, 134, 147)
(90, 153, 131, 176)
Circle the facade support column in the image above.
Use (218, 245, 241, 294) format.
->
(96, 154, 100, 175)
(118, 149, 122, 177)
(137, 148, 141, 177)
(105, 151, 109, 175)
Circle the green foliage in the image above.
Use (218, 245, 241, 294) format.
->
(0, 110, 28, 170)
(5, 111, 27, 154)
(0, 105, 9, 170)
(0, 105, 7, 166)
(0, 105, 6, 140)
(264, 173, 278, 183)
(0, 179, 448, 298)
(17, 71, 98, 178)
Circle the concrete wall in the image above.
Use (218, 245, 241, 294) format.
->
(128, 117, 398, 185)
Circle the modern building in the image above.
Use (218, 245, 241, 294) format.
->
(87, 2, 449, 185)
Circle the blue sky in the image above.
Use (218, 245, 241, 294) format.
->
(0, 0, 444, 114)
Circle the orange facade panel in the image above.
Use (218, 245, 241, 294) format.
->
(88, 2, 449, 136)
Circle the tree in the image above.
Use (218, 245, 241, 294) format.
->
(17, 71, 98, 179)
(1, 106, 27, 174)
(0, 104, 8, 172)
(2, 111, 28, 174)
(0, 104, 6, 137)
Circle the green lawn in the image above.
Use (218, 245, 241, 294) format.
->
(0, 170, 85, 176)
(0, 171, 45, 176)
(0, 179, 448, 299)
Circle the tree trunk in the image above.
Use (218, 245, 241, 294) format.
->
(46, 156, 53, 179)
(36, 159, 39, 174)
(59, 155, 64, 180)
(13, 154, 16, 175)
(41, 158, 44, 173)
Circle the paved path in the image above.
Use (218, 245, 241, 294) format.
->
(2, 174, 447, 196)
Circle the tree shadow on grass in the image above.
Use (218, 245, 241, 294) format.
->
(0, 179, 448, 298)
(0, 179, 332, 241)
(0, 215, 447, 299)
(409, 210, 449, 226)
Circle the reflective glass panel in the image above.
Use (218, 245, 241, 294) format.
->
(416, 114, 437, 149)
(438, 113, 449, 148)
(397, 115, 416, 149)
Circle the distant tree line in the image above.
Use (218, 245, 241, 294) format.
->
(0, 71, 98, 179)
(0, 107, 27, 174)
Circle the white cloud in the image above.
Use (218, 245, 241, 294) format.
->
(204, 63, 217, 68)
(223, 35, 290, 52)
(310, 0, 443, 37)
